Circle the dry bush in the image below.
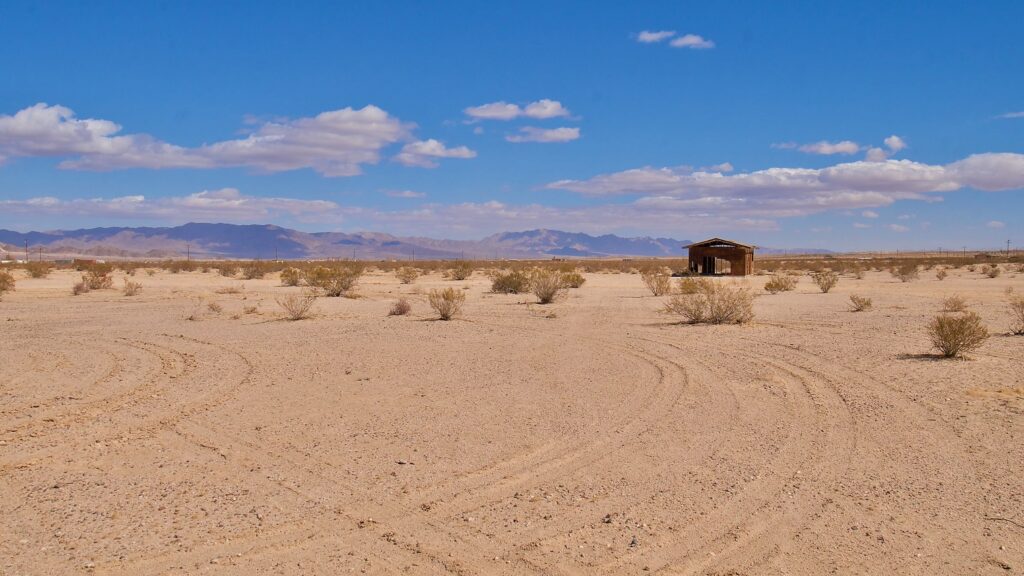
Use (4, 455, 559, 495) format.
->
(641, 270, 673, 296)
(935, 268, 948, 281)
(207, 301, 223, 314)
(676, 277, 701, 295)
(242, 262, 267, 280)
(560, 271, 586, 289)
(388, 298, 412, 316)
(280, 267, 302, 287)
(166, 260, 195, 274)
(1009, 295, 1024, 335)
(122, 279, 143, 296)
(217, 264, 238, 277)
(664, 279, 754, 324)
(986, 265, 1002, 279)
(0, 270, 14, 299)
(941, 294, 968, 313)
(446, 261, 474, 281)
(243, 304, 259, 314)
(764, 274, 797, 294)
(927, 312, 989, 358)
(304, 265, 362, 297)
(428, 287, 465, 320)
(892, 264, 920, 282)
(530, 269, 565, 304)
(396, 267, 419, 284)
(276, 290, 317, 320)
(852, 265, 866, 280)
(24, 262, 53, 278)
(966, 264, 976, 272)
(146, 269, 156, 277)
(82, 269, 114, 290)
(491, 270, 531, 294)
(848, 294, 872, 312)
(810, 270, 839, 293)
(215, 285, 243, 295)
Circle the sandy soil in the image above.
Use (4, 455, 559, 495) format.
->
(1, 265, 1022, 575)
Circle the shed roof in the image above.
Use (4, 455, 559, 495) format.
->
(683, 237, 756, 250)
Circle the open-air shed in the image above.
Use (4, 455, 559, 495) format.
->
(684, 238, 755, 276)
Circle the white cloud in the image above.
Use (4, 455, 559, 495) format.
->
(464, 99, 570, 121)
(987, 220, 1006, 229)
(385, 190, 426, 199)
(637, 30, 676, 43)
(864, 147, 889, 162)
(888, 224, 910, 232)
(670, 34, 715, 49)
(853, 222, 872, 229)
(0, 103, 475, 176)
(884, 135, 907, 152)
(998, 111, 1024, 119)
(506, 126, 580, 143)
(798, 140, 861, 155)
(771, 142, 798, 150)
(862, 210, 879, 218)
(393, 139, 477, 168)
(702, 162, 734, 173)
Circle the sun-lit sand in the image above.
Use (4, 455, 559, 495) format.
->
(1, 265, 1022, 574)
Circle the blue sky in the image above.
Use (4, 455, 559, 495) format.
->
(0, 1, 1021, 249)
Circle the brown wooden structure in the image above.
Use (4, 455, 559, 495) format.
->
(684, 238, 755, 276)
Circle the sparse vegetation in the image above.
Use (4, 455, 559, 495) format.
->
(764, 274, 797, 294)
(986, 265, 1002, 278)
(388, 298, 412, 316)
(491, 270, 531, 294)
(82, 264, 115, 290)
(395, 267, 419, 284)
(0, 270, 15, 299)
(941, 294, 969, 313)
(24, 262, 53, 278)
(676, 277, 701, 295)
(207, 301, 223, 314)
(428, 287, 465, 320)
(280, 267, 302, 286)
(935, 268, 948, 280)
(71, 280, 90, 295)
(304, 265, 363, 297)
(1009, 295, 1024, 335)
(811, 270, 839, 293)
(530, 268, 565, 304)
(927, 311, 989, 358)
(276, 290, 317, 320)
(122, 279, 143, 296)
(641, 270, 673, 296)
(560, 271, 586, 289)
(446, 261, 474, 281)
(217, 264, 238, 277)
(664, 279, 754, 324)
(892, 264, 920, 282)
(848, 294, 872, 312)
(242, 261, 267, 280)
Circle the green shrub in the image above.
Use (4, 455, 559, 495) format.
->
(491, 270, 531, 294)
(811, 270, 839, 293)
(304, 265, 363, 297)
(24, 262, 53, 278)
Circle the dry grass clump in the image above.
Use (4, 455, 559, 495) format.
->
(207, 301, 224, 314)
(445, 261, 474, 281)
(242, 262, 267, 280)
(927, 311, 989, 358)
(664, 279, 754, 324)
(764, 274, 797, 294)
(530, 269, 565, 304)
(892, 264, 920, 282)
(428, 287, 465, 320)
(935, 268, 948, 281)
(122, 279, 143, 296)
(848, 294, 872, 312)
(276, 290, 317, 320)
(0, 270, 15, 299)
(810, 270, 839, 293)
(560, 271, 586, 288)
(388, 298, 412, 316)
(304, 265, 362, 297)
(280, 267, 302, 287)
(82, 264, 115, 290)
(215, 285, 243, 295)
(24, 262, 53, 278)
(217, 264, 238, 277)
(641, 270, 673, 296)
(941, 294, 969, 313)
(1009, 295, 1024, 335)
(676, 277, 701, 295)
(491, 270, 531, 294)
(985, 265, 1002, 278)
(395, 267, 419, 284)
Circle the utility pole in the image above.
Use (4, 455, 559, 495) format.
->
(1008, 239, 1012, 257)
(186, 243, 191, 261)
(24, 240, 28, 262)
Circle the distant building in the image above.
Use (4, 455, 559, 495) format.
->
(684, 238, 755, 276)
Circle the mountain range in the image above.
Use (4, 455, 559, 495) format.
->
(0, 223, 826, 260)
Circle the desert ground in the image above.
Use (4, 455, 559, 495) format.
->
(1, 264, 1022, 575)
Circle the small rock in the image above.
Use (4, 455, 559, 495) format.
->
(602, 514, 612, 524)
(629, 535, 638, 548)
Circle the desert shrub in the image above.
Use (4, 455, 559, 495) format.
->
(217, 264, 238, 277)
(560, 271, 586, 289)
(852, 265, 865, 280)
(927, 312, 989, 358)
(491, 270, 531, 294)
(892, 264, 920, 282)
(676, 277, 701, 295)
(146, 269, 156, 277)
(82, 269, 114, 290)
(848, 294, 872, 312)
(641, 270, 673, 296)
(280, 267, 302, 287)
(122, 279, 143, 296)
(530, 269, 565, 304)
(664, 279, 754, 325)
(966, 265, 976, 272)
(72, 280, 89, 296)
(428, 287, 465, 320)
(810, 270, 839, 293)
(0, 270, 15, 299)
(941, 294, 968, 313)
(986, 265, 1002, 279)
(1009, 295, 1024, 335)
(764, 274, 797, 294)
(207, 301, 223, 314)
(446, 261, 474, 281)
(395, 267, 419, 284)
(304, 265, 362, 297)
(166, 260, 195, 274)
(276, 290, 317, 320)
(935, 268, 948, 281)
(242, 262, 267, 280)
(388, 298, 412, 316)
(243, 304, 259, 314)
(24, 262, 53, 278)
